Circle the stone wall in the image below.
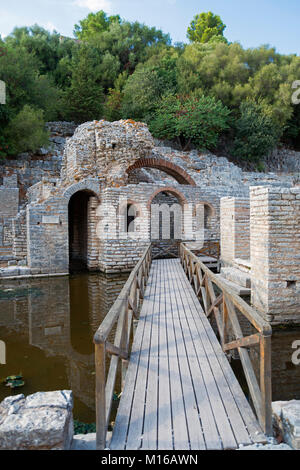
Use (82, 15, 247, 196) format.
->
(250, 186, 300, 323)
(27, 198, 69, 274)
(220, 197, 250, 266)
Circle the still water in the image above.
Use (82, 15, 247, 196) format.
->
(1, 272, 300, 424)
(0, 272, 128, 423)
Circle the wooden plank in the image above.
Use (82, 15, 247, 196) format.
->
(111, 256, 266, 450)
(154, 259, 173, 450)
(170, 260, 223, 450)
(173, 260, 251, 448)
(165, 259, 206, 450)
(110, 264, 156, 450)
(125, 262, 159, 450)
(161, 259, 189, 450)
(142, 261, 160, 450)
(177, 260, 266, 445)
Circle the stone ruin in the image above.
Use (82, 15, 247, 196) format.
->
(0, 119, 299, 325)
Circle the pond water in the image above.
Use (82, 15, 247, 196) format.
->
(0, 272, 128, 423)
(1, 272, 300, 426)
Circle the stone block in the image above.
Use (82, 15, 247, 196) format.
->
(273, 400, 300, 450)
(0, 391, 73, 450)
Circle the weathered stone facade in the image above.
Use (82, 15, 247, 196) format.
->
(0, 119, 299, 326)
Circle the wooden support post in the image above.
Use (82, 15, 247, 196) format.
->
(260, 335, 272, 435)
(222, 297, 228, 350)
(95, 342, 106, 450)
(121, 302, 129, 391)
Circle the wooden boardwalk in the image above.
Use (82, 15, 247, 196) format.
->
(110, 259, 266, 450)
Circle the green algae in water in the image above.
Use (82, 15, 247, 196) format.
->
(2, 374, 25, 389)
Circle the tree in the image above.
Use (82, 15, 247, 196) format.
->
(4, 105, 49, 154)
(232, 101, 281, 161)
(74, 11, 121, 40)
(63, 44, 104, 123)
(150, 94, 230, 150)
(187, 12, 226, 44)
(122, 56, 177, 121)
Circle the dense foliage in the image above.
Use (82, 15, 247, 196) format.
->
(150, 94, 230, 150)
(0, 9, 299, 164)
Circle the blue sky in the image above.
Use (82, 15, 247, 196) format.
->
(0, 0, 299, 55)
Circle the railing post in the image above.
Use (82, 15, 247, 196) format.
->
(95, 342, 106, 450)
(121, 302, 129, 391)
(260, 334, 272, 435)
(222, 296, 228, 350)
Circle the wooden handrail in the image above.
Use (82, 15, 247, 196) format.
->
(94, 244, 152, 450)
(180, 243, 272, 436)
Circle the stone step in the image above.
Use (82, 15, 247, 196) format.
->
(220, 267, 251, 288)
(216, 274, 251, 296)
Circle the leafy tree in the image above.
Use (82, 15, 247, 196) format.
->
(5, 25, 61, 75)
(122, 53, 178, 121)
(74, 11, 121, 40)
(104, 88, 123, 121)
(232, 101, 281, 161)
(187, 12, 226, 44)
(63, 44, 104, 123)
(4, 105, 49, 154)
(150, 94, 230, 150)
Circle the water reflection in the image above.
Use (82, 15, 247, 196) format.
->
(0, 272, 128, 422)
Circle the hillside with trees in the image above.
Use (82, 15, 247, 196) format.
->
(0, 10, 300, 166)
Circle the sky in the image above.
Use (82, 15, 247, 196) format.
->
(0, 0, 299, 55)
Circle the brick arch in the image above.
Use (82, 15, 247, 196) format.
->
(147, 187, 188, 209)
(63, 180, 100, 202)
(193, 201, 216, 218)
(127, 157, 196, 186)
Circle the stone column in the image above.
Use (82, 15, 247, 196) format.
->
(250, 186, 300, 323)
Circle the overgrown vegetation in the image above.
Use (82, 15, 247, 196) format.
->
(0, 10, 299, 164)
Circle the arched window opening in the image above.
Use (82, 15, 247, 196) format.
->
(127, 204, 137, 233)
(204, 204, 213, 230)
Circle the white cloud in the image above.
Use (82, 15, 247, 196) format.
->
(74, 0, 113, 13)
(43, 22, 57, 32)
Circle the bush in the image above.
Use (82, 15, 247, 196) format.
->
(5, 105, 49, 154)
(149, 94, 230, 150)
(232, 101, 281, 161)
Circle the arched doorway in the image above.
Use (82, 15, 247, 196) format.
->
(148, 188, 187, 259)
(68, 190, 98, 271)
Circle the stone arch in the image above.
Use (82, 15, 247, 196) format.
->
(148, 187, 187, 242)
(127, 157, 196, 186)
(63, 180, 101, 202)
(193, 200, 216, 218)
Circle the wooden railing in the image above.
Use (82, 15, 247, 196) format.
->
(93, 244, 152, 450)
(192, 240, 220, 260)
(180, 243, 272, 436)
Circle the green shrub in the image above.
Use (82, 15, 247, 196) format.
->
(149, 94, 230, 150)
(5, 105, 49, 154)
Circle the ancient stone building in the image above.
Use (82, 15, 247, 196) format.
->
(0, 119, 299, 324)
